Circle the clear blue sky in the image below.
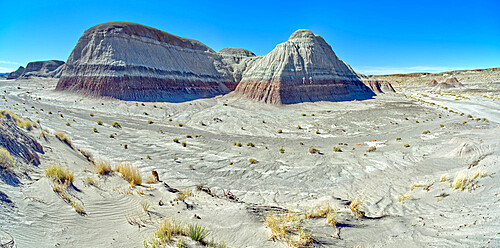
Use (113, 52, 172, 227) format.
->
(1, 0, 499, 75)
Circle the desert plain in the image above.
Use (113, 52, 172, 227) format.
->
(0, 69, 499, 247)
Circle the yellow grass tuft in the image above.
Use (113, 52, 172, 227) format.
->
(410, 182, 424, 191)
(113, 162, 142, 186)
(265, 213, 289, 240)
(349, 197, 365, 218)
(45, 164, 74, 185)
(452, 169, 487, 191)
(398, 192, 411, 203)
(54, 131, 73, 147)
(0, 147, 15, 170)
(94, 160, 112, 175)
(440, 174, 448, 182)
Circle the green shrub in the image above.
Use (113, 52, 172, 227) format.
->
(277, 129, 282, 134)
(333, 146, 342, 152)
(309, 146, 319, 154)
(181, 141, 187, 147)
(97, 120, 103, 125)
(112, 122, 121, 128)
(404, 144, 410, 148)
(279, 147, 285, 153)
(187, 223, 208, 242)
(249, 158, 257, 164)
(148, 120, 153, 124)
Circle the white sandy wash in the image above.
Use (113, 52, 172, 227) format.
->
(0, 76, 499, 248)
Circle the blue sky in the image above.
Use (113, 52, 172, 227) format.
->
(0, 0, 499, 75)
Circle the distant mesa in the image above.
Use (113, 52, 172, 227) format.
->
(56, 22, 395, 104)
(7, 60, 65, 80)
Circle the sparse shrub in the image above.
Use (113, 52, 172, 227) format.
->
(249, 158, 257, 164)
(186, 135, 192, 138)
(462, 121, 467, 124)
(66, 122, 71, 126)
(247, 142, 255, 147)
(277, 129, 282, 133)
(178, 123, 183, 127)
(309, 146, 319, 154)
(422, 130, 430, 134)
(54, 131, 73, 147)
(148, 120, 153, 124)
(467, 114, 472, 118)
(48, 111, 52, 114)
(333, 146, 342, 152)
(113, 162, 142, 186)
(181, 141, 187, 147)
(109, 134, 115, 138)
(0, 147, 15, 170)
(279, 147, 285, 153)
(173, 138, 179, 143)
(146, 155, 151, 160)
(236, 142, 242, 147)
(175, 190, 193, 201)
(296, 125, 301, 129)
(45, 164, 74, 185)
(301, 113, 306, 116)
(315, 130, 320, 134)
(94, 160, 112, 175)
(440, 124, 444, 128)
(367, 146, 376, 152)
(299, 142, 304, 146)
(112, 121, 121, 128)
(97, 120, 103, 125)
(404, 144, 410, 148)
(396, 137, 402, 141)
(93, 127, 98, 133)
(89, 113, 94, 117)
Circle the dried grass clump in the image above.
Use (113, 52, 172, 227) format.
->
(440, 174, 448, 182)
(349, 197, 365, 218)
(264, 210, 314, 247)
(0, 147, 15, 170)
(45, 164, 74, 185)
(113, 162, 142, 186)
(54, 131, 73, 147)
(304, 203, 334, 219)
(452, 169, 487, 191)
(94, 160, 112, 175)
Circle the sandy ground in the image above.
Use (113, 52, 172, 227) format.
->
(0, 78, 499, 247)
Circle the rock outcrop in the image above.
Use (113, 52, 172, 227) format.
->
(6, 66, 25, 79)
(232, 29, 387, 104)
(20, 60, 65, 78)
(361, 79, 395, 93)
(0, 118, 43, 166)
(443, 76, 463, 87)
(428, 79, 438, 86)
(57, 23, 395, 104)
(56, 22, 238, 102)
